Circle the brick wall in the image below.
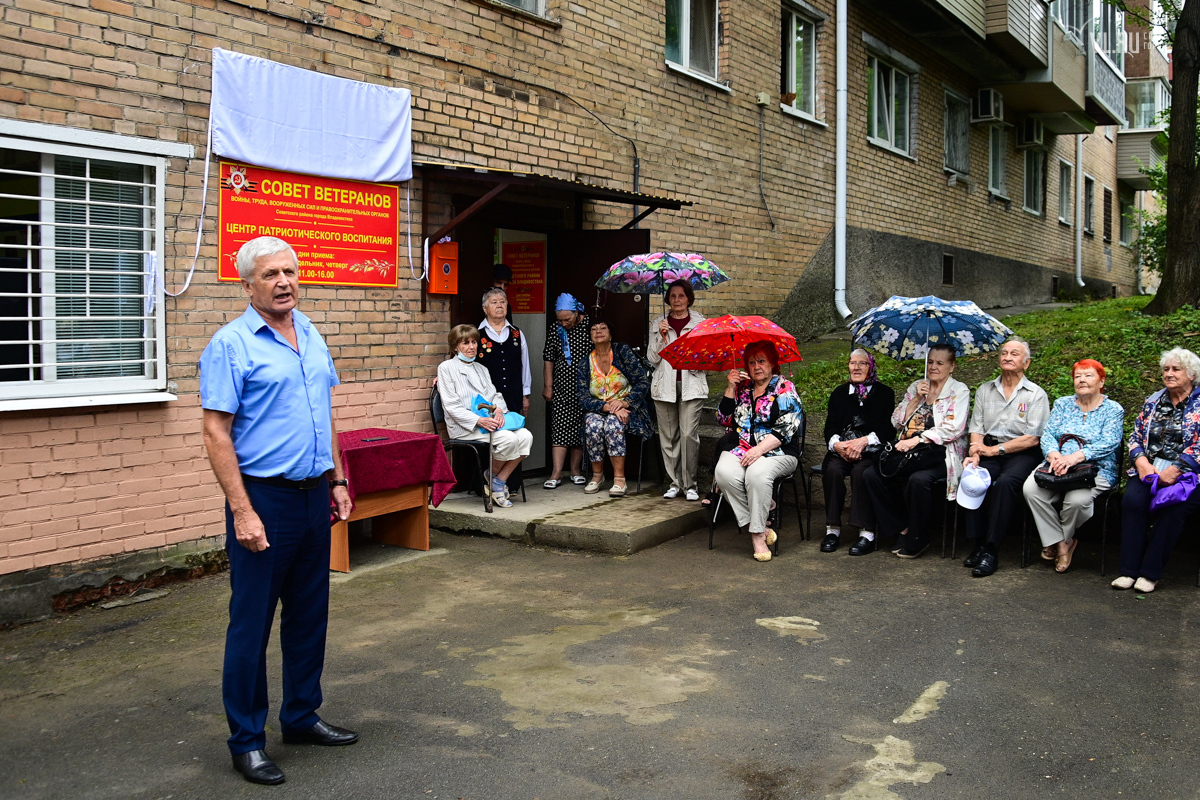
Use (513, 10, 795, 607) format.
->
(0, 0, 1144, 574)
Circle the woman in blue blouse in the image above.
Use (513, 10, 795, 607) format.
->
(1022, 359, 1124, 573)
(713, 341, 803, 562)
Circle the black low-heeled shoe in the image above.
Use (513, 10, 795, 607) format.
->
(232, 750, 285, 785)
(848, 536, 876, 556)
(963, 546, 986, 568)
(820, 533, 840, 553)
(282, 720, 360, 746)
(971, 552, 998, 577)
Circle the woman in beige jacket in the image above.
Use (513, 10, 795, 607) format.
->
(647, 279, 709, 500)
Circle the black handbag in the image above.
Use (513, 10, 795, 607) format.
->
(878, 439, 942, 480)
(1033, 434, 1099, 492)
(839, 414, 883, 456)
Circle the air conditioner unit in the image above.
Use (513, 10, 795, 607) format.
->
(1016, 118, 1045, 149)
(971, 89, 1004, 123)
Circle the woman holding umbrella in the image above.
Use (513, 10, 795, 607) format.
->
(713, 341, 803, 562)
(647, 279, 708, 501)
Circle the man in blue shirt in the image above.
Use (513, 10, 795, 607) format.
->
(200, 236, 357, 786)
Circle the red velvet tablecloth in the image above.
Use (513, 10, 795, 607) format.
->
(338, 428, 457, 508)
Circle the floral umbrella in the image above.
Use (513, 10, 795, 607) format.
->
(659, 315, 802, 371)
(595, 252, 731, 295)
(849, 295, 1013, 376)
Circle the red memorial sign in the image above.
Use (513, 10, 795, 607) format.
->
(501, 240, 546, 314)
(217, 162, 400, 287)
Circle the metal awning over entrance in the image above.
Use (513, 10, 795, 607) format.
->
(416, 159, 692, 238)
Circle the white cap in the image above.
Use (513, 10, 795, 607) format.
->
(956, 464, 992, 510)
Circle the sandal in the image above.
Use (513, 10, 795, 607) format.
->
(543, 479, 563, 490)
(1040, 546, 1056, 562)
(1054, 539, 1078, 573)
(569, 474, 587, 485)
(701, 489, 720, 507)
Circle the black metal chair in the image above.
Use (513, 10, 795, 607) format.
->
(708, 409, 809, 553)
(1020, 447, 1124, 574)
(428, 385, 526, 510)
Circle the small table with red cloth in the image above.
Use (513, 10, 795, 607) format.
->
(332, 428, 457, 573)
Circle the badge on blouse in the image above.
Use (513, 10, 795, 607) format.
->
(1018, 402, 1027, 418)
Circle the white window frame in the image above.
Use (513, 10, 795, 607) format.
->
(493, 0, 544, 14)
(1051, 0, 1087, 43)
(988, 125, 1008, 198)
(781, 4, 819, 121)
(666, 0, 720, 82)
(1024, 149, 1045, 215)
(1119, 193, 1135, 246)
(1083, 174, 1095, 234)
(0, 126, 178, 409)
(1058, 159, 1073, 224)
(944, 90, 971, 175)
(867, 54, 916, 156)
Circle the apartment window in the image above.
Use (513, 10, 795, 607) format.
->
(1024, 149, 1045, 215)
(1119, 194, 1135, 245)
(1050, 0, 1086, 42)
(666, 0, 719, 79)
(495, 0, 541, 13)
(781, 7, 817, 117)
(944, 92, 970, 175)
(867, 55, 914, 154)
(0, 140, 166, 403)
(1096, 2, 1124, 70)
(1125, 78, 1171, 129)
(1103, 186, 1113, 242)
(1083, 175, 1095, 233)
(988, 125, 1007, 197)
(1058, 160, 1072, 224)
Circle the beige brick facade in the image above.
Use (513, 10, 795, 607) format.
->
(0, 0, 1153, 583)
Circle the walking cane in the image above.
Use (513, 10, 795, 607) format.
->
(476, 401, 497, 513)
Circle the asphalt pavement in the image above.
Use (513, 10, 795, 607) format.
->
(2, 517, 1199, 800)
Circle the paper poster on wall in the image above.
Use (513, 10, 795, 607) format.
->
(501, 241, 546, 314)
(217, 161, 400, 287)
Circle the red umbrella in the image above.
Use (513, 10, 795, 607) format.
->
(659, 315, 802, 371)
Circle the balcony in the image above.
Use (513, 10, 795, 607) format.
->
(1087, 40, 1127, 126)
(991, 22, 1094, 134)
(1117, 128, 1166, 191)
(986, 0, 1049, 70)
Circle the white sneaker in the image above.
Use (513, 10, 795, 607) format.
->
(1133, 577, 1157, 593)
(1111, 576, 1135, 590)
(663, 486, 680, 499)
(685, 488, 700, 501)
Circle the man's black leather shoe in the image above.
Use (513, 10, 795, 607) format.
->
(820, 533, 840, 553)
(282, 720, 360, 746)
(971, 552, 998, 577)
(232, 750, 285, 785)
(963, 546, 986, 568)
(848, 536, 876, 556)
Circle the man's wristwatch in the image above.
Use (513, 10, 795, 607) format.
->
(330, 479, 349, 488)
(997, 443, 1006, 456)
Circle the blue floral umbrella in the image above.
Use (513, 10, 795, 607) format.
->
(849, 295, 1013, 376)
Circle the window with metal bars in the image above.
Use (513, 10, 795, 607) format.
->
(0, 140, 166, 402)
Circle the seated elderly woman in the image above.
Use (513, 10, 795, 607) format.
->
(575, 317, 653, 496)
(713, 341, 803, 562)
(1021, 359, 1124, 574)
(858, 342, 970, 558)
(436, 324, 533, 508)
(1113, 347, 1200, 593)
(818, 349, 895, 553)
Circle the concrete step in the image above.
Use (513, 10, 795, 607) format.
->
(430, 483, 709, 555)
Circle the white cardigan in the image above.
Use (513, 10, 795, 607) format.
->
(647, 309, 709, 402)
(437, 358, 507, 440)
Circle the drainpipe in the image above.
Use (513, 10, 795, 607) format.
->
(1075, 134, 1084, 287)
(833, 0, 852, 320)
(1136, 192, 1145, 294)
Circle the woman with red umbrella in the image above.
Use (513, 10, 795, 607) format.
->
(713, 341, 803, 561)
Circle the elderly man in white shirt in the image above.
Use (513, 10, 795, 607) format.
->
(961, 338, 1050, 577)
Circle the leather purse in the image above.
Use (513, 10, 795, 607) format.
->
(877, 439, 940, 480)
(1033, 434, 1099, 492)
(839, 415, 883, 456)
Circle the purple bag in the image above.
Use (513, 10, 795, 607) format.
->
(1143, 471, 1199, 512)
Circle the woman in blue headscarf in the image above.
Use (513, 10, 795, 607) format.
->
(541, 293, 592, 488)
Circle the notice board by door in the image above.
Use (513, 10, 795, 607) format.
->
(548, 229, 652, 354)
